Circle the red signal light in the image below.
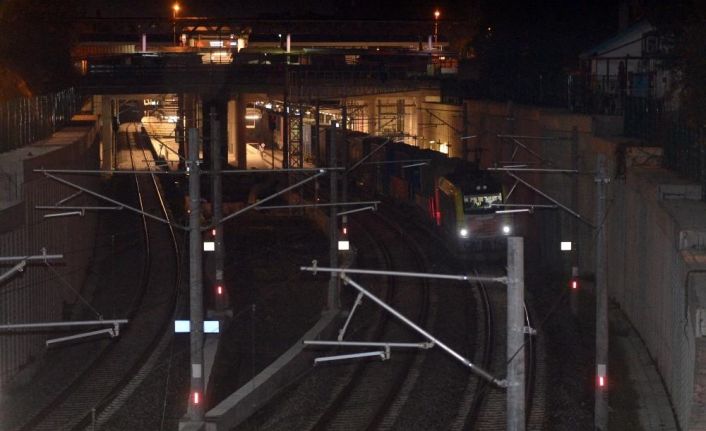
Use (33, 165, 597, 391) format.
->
(211, 228, 217, 236)
(216, 285, 223, 296)
(192, 391, 201, 405)
(342, 226, 348, 235)
(570, 278, 579, 290)
(598, 375, 606, 388)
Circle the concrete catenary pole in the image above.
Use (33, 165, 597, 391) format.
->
(211, 110, 226, 311)
(341, 105, 348, 232)
(507, 236, 526, 431)
(328, 126, 340, 310)
(595, 154, 608, 430)
(188, 128, 205, 421)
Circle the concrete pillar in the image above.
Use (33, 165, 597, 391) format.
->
(367, 97, 376, 135)
(100, 95, 113, 171)
(227, 98, 236, 163)
(227, 94, 247, 169)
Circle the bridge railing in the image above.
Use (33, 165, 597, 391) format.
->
(0, 88, 82, 154)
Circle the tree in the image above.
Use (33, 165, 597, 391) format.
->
(0, 0, 80, 97)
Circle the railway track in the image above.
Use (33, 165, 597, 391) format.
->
(307, 208, 433, 431)
(382, 202, 545, 430)
(16, 123, 182, 431)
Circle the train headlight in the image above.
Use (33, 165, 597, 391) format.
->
(502, 225, 511, 235)
(459, 228, 469, 238)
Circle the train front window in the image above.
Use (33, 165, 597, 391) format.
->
(463, 192, 502, 213)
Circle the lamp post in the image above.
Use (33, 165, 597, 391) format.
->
(173, 3, 180, 46)
(434, 9, 440, 48)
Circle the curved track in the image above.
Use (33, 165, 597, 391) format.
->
(17, 123, 182, 431)
(308, 209, 432, 430)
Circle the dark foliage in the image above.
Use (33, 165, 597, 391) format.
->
(0, 0, 80, 96)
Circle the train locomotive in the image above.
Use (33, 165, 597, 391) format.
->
(343, 133, 517, 250)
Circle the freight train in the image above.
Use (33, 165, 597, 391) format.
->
(341, 133, 520, 250)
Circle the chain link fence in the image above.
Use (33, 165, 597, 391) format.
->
(0, 88, 82, 154)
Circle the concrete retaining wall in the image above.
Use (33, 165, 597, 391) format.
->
(465, 99, 706, 429)
(0, 116, 100, 388)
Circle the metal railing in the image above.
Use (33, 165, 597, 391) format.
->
(623, 96, 706, 200)
(0, 88, 82, 154)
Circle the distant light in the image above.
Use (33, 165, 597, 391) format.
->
(192, 391, 200, 405)
(217, 285, 223, 295)
(570, 279, 579, 290)
(459, 228, 469, 238)
(209, 40, 224, 48)
(204, 241, 215, 251)
(342, 226, 348, 235)
(211, 228, 217, 236)
(560, 241, 572, 251)
(265, 103, 273, 109)
(502, 225, 511, 235)
(338, 240, 350, 251)
(598, 376, 605, 387)
(173, 3, 180, 13)
(434, 10, 440, 19)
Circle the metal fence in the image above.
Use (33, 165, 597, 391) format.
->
(0, 88, 82, 154)
(624, 96, 706, 200)
(662, 121, 706, 200)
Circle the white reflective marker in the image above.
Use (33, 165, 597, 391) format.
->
(338, 240, 350, 251)
(203, 241, 215, 251)
(561, 241, 572, 251)
(174, 320, 220, 333)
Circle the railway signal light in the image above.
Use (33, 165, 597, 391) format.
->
(192, 391, 201, 405)
(597, 364, 607, 389)
(342, 225, 348, 236)
(569, 266, 579, 290)
(216, 285, 223, 296)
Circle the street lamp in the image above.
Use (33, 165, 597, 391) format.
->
(434, 9, 440, 47)
(172, 3, 180, 46)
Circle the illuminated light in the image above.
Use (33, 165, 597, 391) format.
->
(570, 279, 579, 290)
(217, 285, 223, 295)
(459, 228, 469, 238)
(211, 228, 217, 236)
(597, 363, 607, 389)
(204, 321, 220, 333)
(246, 108, 262, 120)
(175, 321, 220, 333)
(193, 391, 200, 405)
(434, 10, 440, 19)
(560, 241, 572, 251)
(502, 225, 511, 235)
(342, 226, 348, 235)
(338, 240, 350, 251)
(203, 241, 215, 252)
(209, 40, 224, 48)
(265, 103, 273, 109)
(173, 3, 180, 13)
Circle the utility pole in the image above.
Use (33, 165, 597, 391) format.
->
(187, 128, 204, 422)
(507, 236, 526, 431)
(211, 109, 226, 311)
(328, 126, 340, 310)
(594, 154, 608, 430)
(341, 105, 348, 232)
